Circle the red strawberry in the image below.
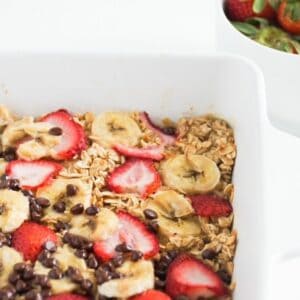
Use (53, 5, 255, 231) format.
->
(12, 221, 58, 262)
(47, 293, 89, 300)
(190, 194, 233, 218)
(107, 159, 161, 198)
(93, 211, 159, 261)
(114, 143, 164, 161)
(6, 160, 62, 190)
(130, 290, 171, 300)
(226, 0, 275, 22)
(40, 109, 87, 160)
(140, 112, 176, 145)
(166, 254, 227, 298)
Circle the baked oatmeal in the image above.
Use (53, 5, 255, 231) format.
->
(0, 106, 237, 300)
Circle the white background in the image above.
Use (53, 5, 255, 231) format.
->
(0, 0, 298, 298)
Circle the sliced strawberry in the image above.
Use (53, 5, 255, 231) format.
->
(140, 112, 176, 145)
(107, 158, 161, 198)
(114, 143, 164, 161)
(40, 109, 87, 160)
(12, 221, 58, 262)
(166, 254, 227, 298)
(93, 211, 159, 262)
(93, 232, 120, 262)
(47, 293, 89, 300)
(130, 289, 171, 300)
(6, 160, 62, 190)
(190, 194, 233, 218)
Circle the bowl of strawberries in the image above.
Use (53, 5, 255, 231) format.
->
(216, 0, 300, 136)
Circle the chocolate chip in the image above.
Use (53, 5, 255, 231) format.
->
(75, 249, 88, 259)
(70, 203, 84, 215)
(95, 268, 111, 284)
(0, 174, 8, 189)
(13, 262, 27, 273)
(22, 265, 35, 280)
(30, 202, 42, 213)
(81, 279, 93, 292)
(143, 209, 158, 220)
(8, 178, 20, 191)
(53, 201, 66, 213)
(0, 285, 16, 299)
(85, 205, 99, 216)
(167, 249, 178, 259)
(112, 255, 124, 268)
(162, 126, 176, 135)
(42, 257, 57, 268)
(35, 197, 50, 208)
(48, 267, 63, 279)
(16, 279, 28, 292)
(66, 266, 83, 283)
(87, 254, 98, 269)
(30, 211, 43, 221)
(24, 290, 42, 300)
(49, 127, 63, 136)
(34, 275, 50, 288)
(148, 220, 159, 233)
(8, 272, 20, 284)
(44, 241, 57, 252)
(66, 234, 91, 249)
(38, 250, 51, 263)
(3, 148, 17, 162)
(115, 242, 132, 253)
(202, 249, 217, 260)
(217, 269, 232, 285)
(131, 250, 143, 262)
(66, 184, 78, 197)
(22, 190, 34, 197)
(54, 220, 70, 232)
(41, 289, 51, 298)
(155, 278, 165, 289)
(155, 269, 166, 279)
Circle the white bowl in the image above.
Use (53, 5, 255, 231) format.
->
(0, 53, 267, 299)
(216, 0, 300, 136)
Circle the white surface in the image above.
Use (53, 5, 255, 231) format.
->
(0, 0, 215, 54)
(0, 53, 267, 299)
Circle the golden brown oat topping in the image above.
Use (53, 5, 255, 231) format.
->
(0, 106, 236, 300)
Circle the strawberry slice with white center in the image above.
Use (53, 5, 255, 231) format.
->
(6, 160, 62, 190)
(189, 194, 233, 218)
(93, 211, 159, 261)
(40, 109, 87, 160)
(114, 143, 164, 161)
(166, 254, 227, 299)
(140, 112, 176, 145)
(107, 158, 161, 198)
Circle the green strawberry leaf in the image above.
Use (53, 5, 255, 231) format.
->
(269, 0, 281, 10)
(253, 0, 267, 13)
(232, 22, 259, 36)
(291, 40, 300, 53)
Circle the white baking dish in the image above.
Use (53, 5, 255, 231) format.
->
(0, 53, 267, 299)
(216, 0, 300, 137)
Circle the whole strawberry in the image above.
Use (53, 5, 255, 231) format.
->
(226, 0, 276, 21)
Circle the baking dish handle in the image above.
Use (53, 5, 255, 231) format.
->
(266, 124, 300, 298)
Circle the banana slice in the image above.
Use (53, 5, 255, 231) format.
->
(98, 260, 154, 298)
(69, 208, 120, 241)
(146, 190, 200, 239)
(34, 245, 94, 294)
(149, 190, 194, 218)
(91, 112, 142, 148)
(0, 189, 29, 232)
(2, 117, 61, 160)
(160, 154, 220, 194)
(36, 178, 92, 223)
(0, 246, 23, 287)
